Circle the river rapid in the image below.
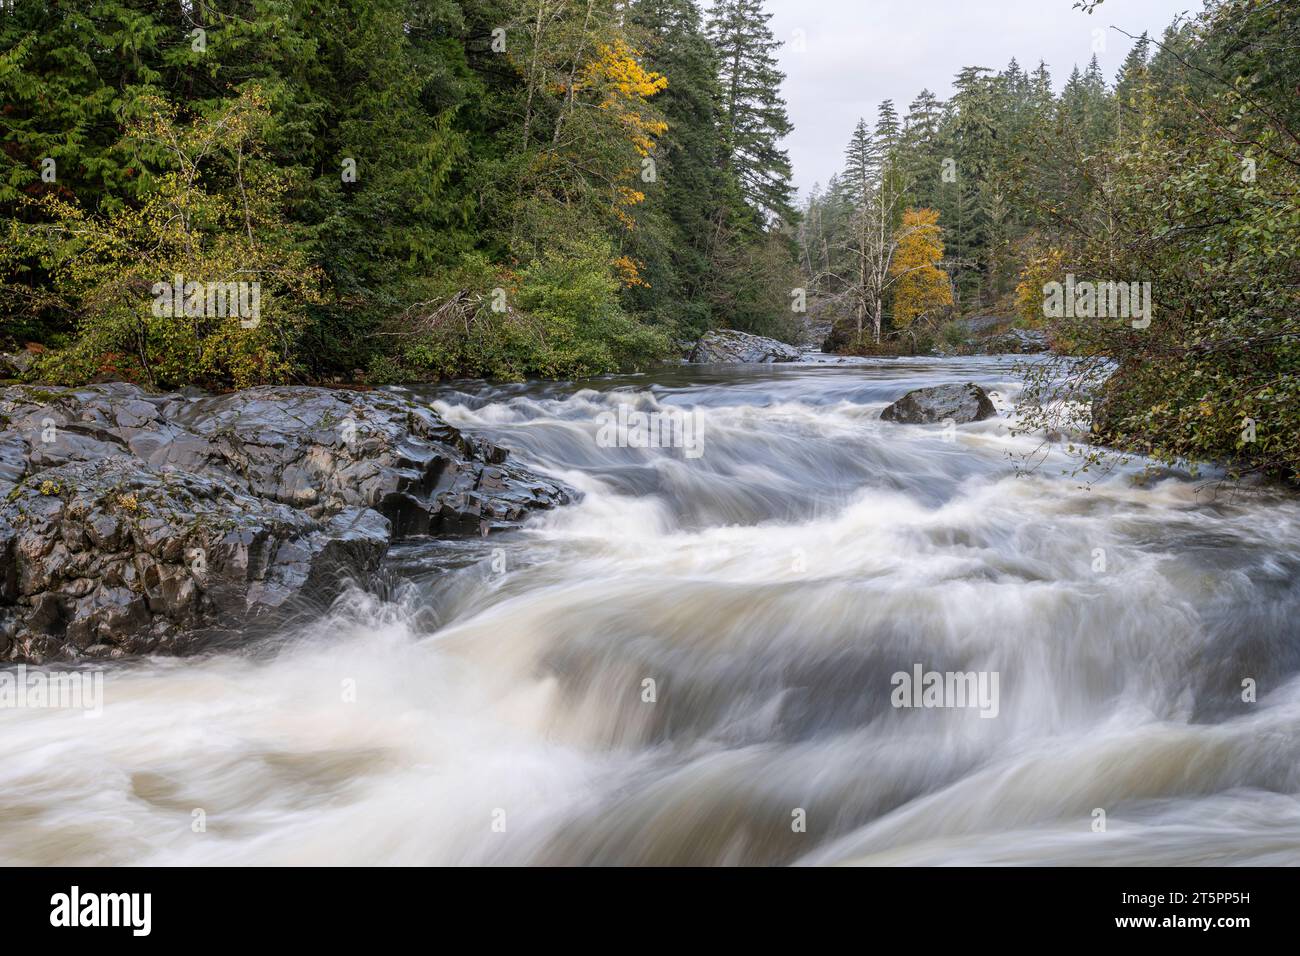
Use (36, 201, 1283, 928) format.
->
(3, 355, 1299, 866)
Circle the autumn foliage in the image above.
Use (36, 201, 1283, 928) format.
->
(889, 208, 952, 328)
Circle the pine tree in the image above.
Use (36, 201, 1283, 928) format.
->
(938, 66, 995, 307)
(1115, 32, 1151, 105)
(905, 90, 943, 142)
(628, 0, 734, 331)
(842, 119, 873, 207)
(706, 0, 796, 226)
(900, 90, 945, 211)
(873, 100, 901, 159)
(1031, 61, 1053, 104)
(827, 101, 915, 344)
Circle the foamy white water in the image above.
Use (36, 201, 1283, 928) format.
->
(3, 356, 1298, 865)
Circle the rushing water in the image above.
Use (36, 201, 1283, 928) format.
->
(3, 355, 1300, 866)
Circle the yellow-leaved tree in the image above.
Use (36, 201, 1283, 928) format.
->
(509, 3, 668, 266)
(889, 208, 952, 329)
(576, 39, 668, 241)
(1013, 247, 1066, 325)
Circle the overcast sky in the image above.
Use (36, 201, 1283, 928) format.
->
(757, 0, 1197, 198)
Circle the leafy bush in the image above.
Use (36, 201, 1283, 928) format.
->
(372, 245, 671, 383)
(1018, 119, 1300, 482)
(8, 90, 321, 390)
(939, 320, 969, 352)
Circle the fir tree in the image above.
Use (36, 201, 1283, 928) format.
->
(706, 0, 796, 226)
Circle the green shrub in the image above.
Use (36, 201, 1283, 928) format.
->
(9, 91, 321, 391)
(376, 245, 671, 383)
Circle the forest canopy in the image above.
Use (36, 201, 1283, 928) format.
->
(1, 0, 799, 386)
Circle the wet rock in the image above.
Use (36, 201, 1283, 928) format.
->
(1126, 466, 1191, 488)
(880, 383, 998, 425)
(802, 323, 833, 349)
(155, 385, 568, 531)
(0, 457, 390, 661)
(0, 383, 571, 661)
(690, 330, 801, 364)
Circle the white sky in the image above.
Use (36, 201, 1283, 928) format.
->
(757, 0, 1198, 198)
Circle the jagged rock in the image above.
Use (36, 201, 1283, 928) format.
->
(0, 383, 570, 661)
(690, 330, 800, 364)
(0, 459, 390, 660)
(880, 383, 998, 425)
(802, 323, 833, 348)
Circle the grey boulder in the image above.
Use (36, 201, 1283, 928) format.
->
(690, 330, 801, 364)
(0, 459, 389, 660)
(880, 383, 998, 425)
(0, 351, 35, 379)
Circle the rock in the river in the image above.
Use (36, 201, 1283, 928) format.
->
(0, 383, 570, 661)
(690, 330, 801, 364)
(984, 328, 1048, 354)
(880, 383, 998, 425)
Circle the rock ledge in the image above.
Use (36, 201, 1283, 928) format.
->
(0, 384, 569, 661)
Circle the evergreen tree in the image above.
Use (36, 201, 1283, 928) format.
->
(1114, 32, 1151, 107)
(900, 89, 945, 211)
(872, 100, 901, 158)
(937, 66, 995, 306)
(842, 119, 873, 207)
(706, 0, 796, 226)
(628, 0, 735, 332)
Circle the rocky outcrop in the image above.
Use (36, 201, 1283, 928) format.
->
(958, 315, 1008, 335)
(0, 384, 569, 661)
(820, 321, 855, 354)
(0, 459, 390, 661)
(880, 383, 998, 425)
(0, 350, 36, 378)
(801, 322, 833, 349)
(690, 330, 801, 364)
(984, 328, 1048, 354)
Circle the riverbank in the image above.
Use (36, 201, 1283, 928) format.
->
(0, 383, 569, 662)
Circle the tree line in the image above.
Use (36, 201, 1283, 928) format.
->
(1, 0, 799, 386)
(801, 0, 1297, 482)
(3, 0, 1295, 482)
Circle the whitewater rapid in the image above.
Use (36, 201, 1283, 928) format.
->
(2, 356, 1298, 865)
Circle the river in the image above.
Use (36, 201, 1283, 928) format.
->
(2, 355, 1299, 865)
